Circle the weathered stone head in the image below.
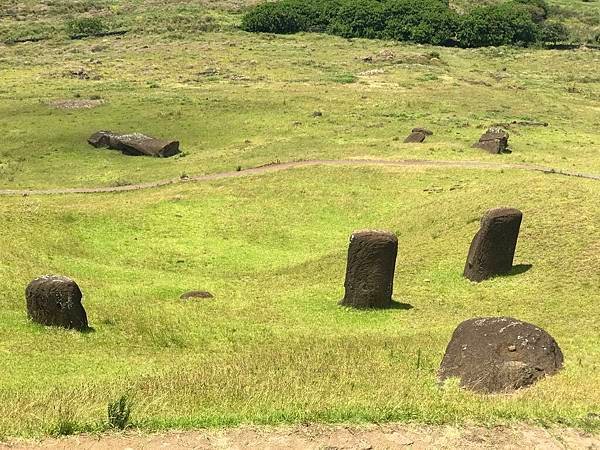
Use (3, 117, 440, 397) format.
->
(25, 275, 89, 331)
(340, 230, 398, 309)
(473, 127, 509, 154)
(439, 317, 563, 393)
(464, 207, 523, 282)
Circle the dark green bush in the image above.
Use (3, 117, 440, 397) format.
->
(299, 0, 345, 32)
(457, 3, 538, 47)
(327, 0, 385, 39)
(538, 21, 570, 44)
(241, 0, 562, 48)
(65, 17, 106, 38)
(513, 0, 549, 22)
(382, 0, 460, 46)
(241, 2, 306, 34)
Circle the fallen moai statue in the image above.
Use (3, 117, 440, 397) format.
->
(473, 127, 509, 154)
(88, 131, 181, 157)
(464, 207, 523, 282)
(340, 230, 398, 309)
(26, 275, 89, 331)
(439, 317, 563, 393)
(404, 127, 433, 143)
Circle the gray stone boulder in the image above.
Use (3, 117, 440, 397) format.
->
(439, 317, 563, 393)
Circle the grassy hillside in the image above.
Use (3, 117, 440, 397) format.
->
(0, 31, 599, 189)
(0, 0, 599, 439)
(1, 167, 599, 437)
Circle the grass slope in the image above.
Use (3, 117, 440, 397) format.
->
(0, 32, 599, 189)
(0, 0, 599, 439)
(0, 166, 599, 437)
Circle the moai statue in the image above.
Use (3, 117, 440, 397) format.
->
(463, 208, 523, 282)
(340, 230, 398, 308)
(26, 275, 89, 330)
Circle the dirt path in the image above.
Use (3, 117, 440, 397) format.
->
(3, 423, 598, 449)
(1, 159, 599, 196)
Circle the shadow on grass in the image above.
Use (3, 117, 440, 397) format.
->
(389, 299, 414, 310)
(504, 264, 533, 277)
(338, 299, 413, 310)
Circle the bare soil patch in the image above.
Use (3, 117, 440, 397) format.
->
(48, 99, 104, 110)
(2, 423, 598, 449)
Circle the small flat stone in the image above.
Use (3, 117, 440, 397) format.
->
(180, 290, 214, 300)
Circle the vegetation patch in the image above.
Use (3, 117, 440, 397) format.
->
(242, 0, 572, 47)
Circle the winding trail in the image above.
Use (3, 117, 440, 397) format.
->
(1, 158, 599, 196)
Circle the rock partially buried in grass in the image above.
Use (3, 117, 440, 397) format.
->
(25, 275, 89, 331)
(180, 290, 214, 300)
(340, 230, 397, 309)
(464, 207, 523, 282)
(403, 127, 433, 143)
(473, 127, 509, 154)
(88, 131, 180, 158)
(439, 317, 563, 393)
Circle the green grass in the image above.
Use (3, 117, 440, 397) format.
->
(0, 32, 599, 189)
(0, 166, 599, 437)
(0, 0, 599, 439)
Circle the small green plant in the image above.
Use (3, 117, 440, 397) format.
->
(107, 395, 132, 430)
(65, 17, 106, 38)
(330, 72, 357, 83)
(51, 408, 78, 437)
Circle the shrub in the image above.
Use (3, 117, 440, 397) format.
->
(513, 0, 549, 22)
(65, 17, 106, 38)
(107, 395, 132, 430)
(457, 3, 538, 48)
(539, 21, 570, 44)
(240, 0, 343, 34)
(241, 2, 306, 34)
(51, 408, 78, 437)
(298, 0, 345, 32)
(240, 0, 561, 48)
(327, 0, 385, 39)
(382, 0, 460, 46)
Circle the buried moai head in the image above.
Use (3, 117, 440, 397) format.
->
(439, 317, 563, 393)
(464, 207, 523, 282)
(473, 127, 509, 154)
(340, 230, 398, 309)
(25, 275, 89, 331)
